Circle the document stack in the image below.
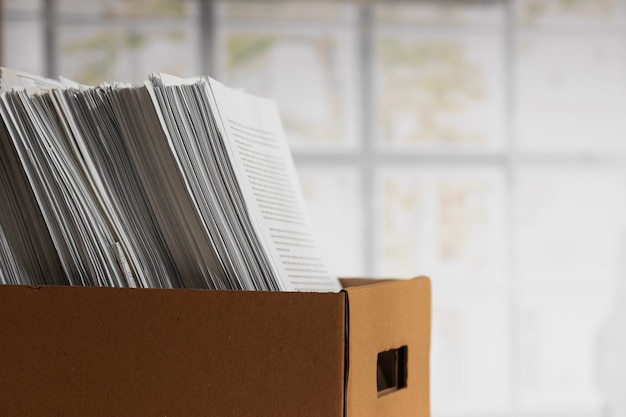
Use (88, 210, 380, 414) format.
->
(0, 68, 340, 292)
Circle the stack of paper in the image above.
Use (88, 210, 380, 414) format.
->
(0, 68, 340, 292)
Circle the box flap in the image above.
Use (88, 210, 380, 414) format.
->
(343, 277, 431, 417)
(0, 285, 346, 417)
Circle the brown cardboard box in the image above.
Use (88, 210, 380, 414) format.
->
(0, 276, 430, 417)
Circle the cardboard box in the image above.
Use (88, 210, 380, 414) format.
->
(0, 276, 430, 417)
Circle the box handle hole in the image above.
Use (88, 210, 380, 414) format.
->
(377, 345, 407, 397)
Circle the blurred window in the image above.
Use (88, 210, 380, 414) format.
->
(3, 1, 626, 416)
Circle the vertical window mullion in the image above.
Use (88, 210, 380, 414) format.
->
(358, 3, 375, 276)
(199, 0, 216, 77)
(504, 0, 519, 415)
(44, 0, 57, 78)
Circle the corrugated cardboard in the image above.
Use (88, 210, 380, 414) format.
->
(0, 276, 430, 417)
(342, 277, 431, 417)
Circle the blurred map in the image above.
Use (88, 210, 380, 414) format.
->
(218, 28, 358, 150)
(57, 0, 197, 85)
(516, 0, 626, 26)
(375, 32, 505, 150)
(376, 169, 505, 290)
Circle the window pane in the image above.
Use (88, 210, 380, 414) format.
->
(432, 294, 511, 415)
(519, 294, 610, 413)
(374, 31, 505, 151)
(375, 168, 506, 292)
(218, 1, 354, 22)
(375, 2, 504, 26)
(58, 23, 198, 85)
(516, 33, 626, 153)
(55, 0, 198, 85)
(3, 0, 40, 13)
(598, 287, 626, 417)
(3, 20, 44, 75)
(515, 168, 626, 294)
(57, 0, 195, 19)
(216, 7, 359, 151)
(516, 0, 626, 28)
(297, 167, 364, 277)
